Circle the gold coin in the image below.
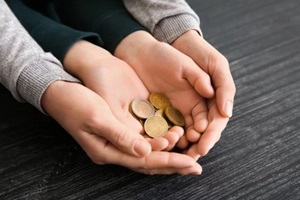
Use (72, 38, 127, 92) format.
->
(149, 92, 171, 110)
(155, 109, 173, 128)
(164, 106, 185, 126)
(144, 116, 168, 138)
(131, 99, 155, 119)
(154, 109, 164, 117)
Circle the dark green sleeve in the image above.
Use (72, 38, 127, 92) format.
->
(5, 0, 103, 62)
(53, 0, 148, 53)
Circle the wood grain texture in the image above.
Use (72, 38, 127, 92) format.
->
(1, 0, 300, 199)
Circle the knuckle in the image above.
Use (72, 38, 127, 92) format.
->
(144, 168, 156, 175)
(89, 153, 106, 165)
(114, 129, 128, 147)
(84, 111, 103, 132)
(220, 55, 229, 67)
(217, 56, 229, 71)
(232, 84, 237, 95)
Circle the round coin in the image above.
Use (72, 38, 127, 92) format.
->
(164, 106, 185, 126)
(154, 109, 164, 117)
(144, 116, 168, 138)
(131, 99, 155, 119)
(129, 101, 140, 121)
(149, 92, 171, 109)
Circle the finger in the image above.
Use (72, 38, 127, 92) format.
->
(183, 59, 215, 98)
(215, 77, 236, 118)
(186, 128, 201, 143)
(186, 99, 209, 142)
(132, 164, 202, 175)
(185, 143, 201, 161)
(192, 38, 236, 118)
(162, 126, 184, 151)
(92, 116, 152, 157)
(176, 135, 189, 149)
(79, 131, 199, 172)
(145, 137, 169, 151)
(192, 99, 209, 133)
(207, 54, 235, 118)
(183, 106, 199, 143)
(133, 151, 197, 169)
(197, 102, 229, 156)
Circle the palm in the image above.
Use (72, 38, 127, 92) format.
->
(120, 42, 215, 143)
(76, 58, 183, 151)
(80, 58, 149, 134)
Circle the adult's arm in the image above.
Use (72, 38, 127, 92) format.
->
(0, 0, 78, 113)
(122, 0, 202, 44)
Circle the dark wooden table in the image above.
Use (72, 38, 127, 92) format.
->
(1, 0, 300, 199)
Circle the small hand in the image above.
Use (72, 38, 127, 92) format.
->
(63, 40, 182, 151)
(115, 31, 214, 154)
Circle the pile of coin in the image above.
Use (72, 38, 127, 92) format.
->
(129, 93, 185, 138)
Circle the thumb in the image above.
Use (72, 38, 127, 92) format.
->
(95, 118, 152, 157)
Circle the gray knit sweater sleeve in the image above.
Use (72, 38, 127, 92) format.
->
(123, 0, 202, 44)
(0, 0, 79, 113)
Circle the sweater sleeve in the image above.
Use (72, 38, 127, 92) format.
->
(122, 0, 202, 44)
(0, 0, 79, 113)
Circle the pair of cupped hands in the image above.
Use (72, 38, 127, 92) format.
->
(41, 30, 235, 175)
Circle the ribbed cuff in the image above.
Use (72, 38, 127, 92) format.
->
(153, 14, 202, 44)
(16, 53, 80, 114)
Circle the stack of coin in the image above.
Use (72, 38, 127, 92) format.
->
(129, 93, 185, 138)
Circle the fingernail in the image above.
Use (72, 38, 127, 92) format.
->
(134, 139, 151, 157)
(224, 101, 233, 118)
(194, 164, 203, 175)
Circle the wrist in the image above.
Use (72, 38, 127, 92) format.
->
(41, 81, 69, 115)
(172, 30, 200, 51)
(114, 31, 158, 63)
(63, 40, 112, 78)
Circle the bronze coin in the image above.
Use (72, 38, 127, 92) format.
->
(144, 116, 168, 138)
(149, 92, 171, 110)
(164, 106, 185, 126)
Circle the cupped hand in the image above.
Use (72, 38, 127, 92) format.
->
(172, 30, 236, 156)
(41, 81, 201, 175)
(172, 30, 236, 118)
(115, 31, 215, 154)
(63, 40, 182, 151)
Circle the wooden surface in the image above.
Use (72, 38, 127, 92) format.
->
(1, 0, 300, 199)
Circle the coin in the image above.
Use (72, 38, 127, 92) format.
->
(154, 109, 164, 117)
(129, 101, 140, 120)
(164, 106, 185, 126)
(144, 116, 169, 138)
(131, 99, 155, 119)
(149, 92, 171, 110)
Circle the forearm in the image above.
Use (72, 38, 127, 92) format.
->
(123, 0, 202, 43)
(0, 0, 79, 113)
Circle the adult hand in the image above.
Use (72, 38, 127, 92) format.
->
(172, 30, 236, 156)
(41, 81, 201, 175)
(115, 31, 216, 156)
(172, 30, 236, 118)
